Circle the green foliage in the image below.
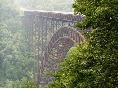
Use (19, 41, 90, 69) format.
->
(20, 80, 38, 88)
(0, 78, 37, 88)
(48, 0, 118, 88)
(0, 0, 36, 88)
(73, 0, 118, 29)
(48, 42, 95, 88)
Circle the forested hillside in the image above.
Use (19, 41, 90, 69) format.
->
(0, 0, 73, 88)
(0, 0, 36, 88)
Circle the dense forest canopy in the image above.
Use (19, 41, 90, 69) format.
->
(0, 0, 73, 88)
(0, 0, 37, 88)
(49, 0, 118, 88)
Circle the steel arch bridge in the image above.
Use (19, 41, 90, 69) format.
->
(24, 10, 86, 86)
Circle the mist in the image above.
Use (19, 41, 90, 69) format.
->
(0, 0, 74, 88)
(15, 0, 73, 12)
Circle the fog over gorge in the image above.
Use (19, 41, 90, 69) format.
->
(15, 0, 73, 12)
(0, 0, 73, 88)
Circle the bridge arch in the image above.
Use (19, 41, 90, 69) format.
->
(40, 27, 85, 84)
(24, 10, 86, 86)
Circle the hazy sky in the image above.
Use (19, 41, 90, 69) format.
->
(15, 0, 73, 12)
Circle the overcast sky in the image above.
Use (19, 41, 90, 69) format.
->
(15, 0, 73, 12)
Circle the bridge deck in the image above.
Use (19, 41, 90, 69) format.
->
(24, 10, 83, 22)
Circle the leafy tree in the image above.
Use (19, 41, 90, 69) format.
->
(48, 0, 118, 88)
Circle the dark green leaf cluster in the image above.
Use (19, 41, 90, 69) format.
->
(73, 0, 118, 29)
(48, 0, 118, 88)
